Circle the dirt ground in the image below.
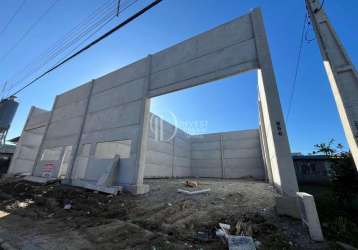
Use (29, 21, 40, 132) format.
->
(0, 178, 328, 250)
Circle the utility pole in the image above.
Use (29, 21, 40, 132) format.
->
(306, 0, 358, 170)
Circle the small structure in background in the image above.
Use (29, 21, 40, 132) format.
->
(0, 144, 15, 176)
(0, 96, 19, 145)
(292, 154, 332, 184)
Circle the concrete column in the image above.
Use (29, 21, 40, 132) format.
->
(66, 80, 95, 183)
(31, 98, 57, 176)
(250, 8, 299, 196)
(220, 134, 224, 178)
(258, 98, 273, 183)
(130, 55, 152, 194)
(306, 0, 358, 170)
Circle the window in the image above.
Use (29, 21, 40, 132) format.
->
(41, 147, 62, 161)
(58, 146, 72, 179)
(72, 144, 91, 180)
(94, 140, 131, 159)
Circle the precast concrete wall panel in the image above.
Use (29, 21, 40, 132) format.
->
(32, 82, 93, 178)
(148, 15, 258, 97)
(191, 133, 222, 178)
(92, 59, 147, 94)
(222, 130, 264, 179)
(190, 130, 264, 179)
(144, 114, 191, 178)
(8, 107, 50, 175)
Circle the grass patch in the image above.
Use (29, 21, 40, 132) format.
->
(300, 184, 358, 247)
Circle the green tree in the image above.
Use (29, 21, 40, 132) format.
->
(313, 139, 358, 208)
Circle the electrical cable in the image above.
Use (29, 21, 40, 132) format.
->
(286, 13, 308, 121)
(0, 0, 27, 37)
(0, 0, 59, 63)
(6, 0, 162, 98)
(4, 0, 137, 95)
(5, 0, 138, 95)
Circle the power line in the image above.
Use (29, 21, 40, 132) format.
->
(0, 0, 59, 63)
(7, 0, 163, 98)
(4, 0, 138, 95)
(286, 13, 308, 121)
(4, 0, 118, 94)
(0, 0, 27, 37)
(4, 0, 139, 95)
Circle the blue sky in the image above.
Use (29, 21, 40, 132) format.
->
(1, 0, 357, 154)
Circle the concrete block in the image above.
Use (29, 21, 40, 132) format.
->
(144, 163, 172, 177)
(20, 131, 44, 147)
(173, 156, 190, 168)
(18, 145, 38, 160)
(42, 135, 77, 149)
(221, 129, 258, 140)
(46, 116, 83, 138)
(93, 59, 147, 94)
(146, 150, 172, 166)
(191, 150, 221, 160)
(173, 166, 191, 177)
(89, 78, 145, 113)
(147, 138, 173, 155)
(223, 148, 261, 159)
(80, 125, 139, 146)
(174, 135, 190, 146)
(84, 100, 142, 132)
(191, 159, 221, 169)
(55, 82, 92, 108)
(192, 167, 222, 178)
(192, 141, 220, 151)
(222, 138, 260, 150)
(51, 99, 87, 122)
(224, 167, 264, 179)
(150, 39, 256, 92)
(151, 14, 253, 73)
(174, 146, 190, 158)
(8, 158, 34, 174)
(117, 156, 138, 184)
(296, 192, 324, 241)
(191, 133, 221, 143)
(26, 111, 51, 129)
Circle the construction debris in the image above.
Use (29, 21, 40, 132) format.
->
(177, 188, 210, 195)
(216, 223, 256, 250)
(184, 180, 198, 188)
(0, 178, 320, 249)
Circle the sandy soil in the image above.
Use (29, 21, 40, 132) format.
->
(0, 178, 328, 250)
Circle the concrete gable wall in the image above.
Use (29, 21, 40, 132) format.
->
(70, 59, 149, 185)
(8, 107, 51, 175)
(32, 82, 93, 178)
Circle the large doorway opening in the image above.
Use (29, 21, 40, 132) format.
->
(144, 71, 266, 180)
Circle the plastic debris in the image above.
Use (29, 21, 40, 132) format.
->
(177, 188, 210, 195)
(216, 223, 256, 250)
(64, 204, 72, 210)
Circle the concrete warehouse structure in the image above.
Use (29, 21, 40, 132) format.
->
(8, 8, 299, 197)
